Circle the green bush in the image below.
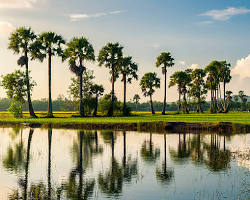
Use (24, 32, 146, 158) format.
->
(98, 94, 122, 115)
(8, 102, 23, 118)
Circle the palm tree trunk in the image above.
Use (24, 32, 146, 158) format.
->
(93, 95, 98, 117)
(47, 129, 52, 200)
(178, 89, 181, 114)
(79, 72, 84, 117)
(25, 51, 37, 118)
(162, 69, 167, 115)
(150, 94, 155, 114)
(48, 50, 53, 117)
(108, 67, 115, 117)
(123, 74, 127, 116)
(223, 81, 226, 112)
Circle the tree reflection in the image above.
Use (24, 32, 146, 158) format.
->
(190, 134, 204, 165)
(140, 133, 160, 163)
(156, 134, 174, 185)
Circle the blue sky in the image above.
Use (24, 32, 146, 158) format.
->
(0, 0, 250, 102)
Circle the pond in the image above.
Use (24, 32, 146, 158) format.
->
(0, 128, 249, 200)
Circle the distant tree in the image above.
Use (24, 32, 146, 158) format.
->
(238, 90, 248, 111)
(156, 52, 174, 115)
(1, 70, 35, 118)
(90, 84, 105, 116)
(189, 69, 207, 113)
(140, 72, 160, 114)
(64, 37, 95, 117)
(98, 42, 123, 116)
(8, 27, 37, 117)
(31, 32, 65, 117)
(119, 56, 138, 116)
(169, 71, 191, 114)
(225, 91, 233, 113)
(133, 94, 140, 111)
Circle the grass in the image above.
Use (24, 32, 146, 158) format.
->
(0, 111, 250, 125)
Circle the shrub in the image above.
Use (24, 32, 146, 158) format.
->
(8, 102, 22, 118)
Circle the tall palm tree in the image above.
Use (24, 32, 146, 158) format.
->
(64, 37, 95, 117)
(8, 27, 37, 118)
(120, 56, 138, 116)
(156, 52, 174, 115)
(98, 42, 123, 116)
(133, 94, 140, 111)
(140, 72, 160, 114)
(90, 84, 104, 116)
(31, 32, 65, 117)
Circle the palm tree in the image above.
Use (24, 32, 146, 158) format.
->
(140, 72, 160, 114)
(156, 52, 174, 115)
(238, 90, 248, 111)
(98, 42, 123, 116)
(8, 27, 37, 118)
(120, 56, 138, 116)
(90, 84, 104, 116)
(31, 32, 65, 117)
(64, 37, 95, 117)
(133, 94, 140, 111)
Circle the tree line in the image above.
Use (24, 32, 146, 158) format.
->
(0, 27, 249, 118)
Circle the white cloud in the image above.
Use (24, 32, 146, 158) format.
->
(69, 10, 127, 21)
(189, 64, 199, 70)
(0, 0, 37, 8)
(198, 21, 213, 25)
(0, 21, 15, 37)
(232, 54, 250, 79)
(201, 7, 250, 21)
(179, 61, 185, 65)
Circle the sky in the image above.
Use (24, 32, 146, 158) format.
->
(0, 0, 250, 102)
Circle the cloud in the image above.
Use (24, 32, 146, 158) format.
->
(201, 7, 250, 21)
(189, 64, 199, 70)
(232, 54, 250, 79)
(69, 10, 127, 21)
(0, 0, 37, 8)
(179, 61, 185, 65)
(0, 21, 15, 37)
(198, 21, 213, 25)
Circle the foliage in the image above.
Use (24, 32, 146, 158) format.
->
(8, 102, 23, 118)
(140, 72, 160, 97)
(98, 94, 123, 115)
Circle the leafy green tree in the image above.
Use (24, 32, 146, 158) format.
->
(90, 84, 104, 116)
(156, 52, 174, 115)
(1, 70, 35, 118)
(189, 69, 207, 113)
(238, 90, 248, 111)
(8, 27, 37, 117)
(225, 90, 233, 112)
(169, 71, 191, 114)
(31, 32, 65, 117)
(98, 42, 123, 116)
(119, 56, 138, 116)
(140, 72, 160, 114)
(64, 37, 95, 117)
(133, 94, 140, 111)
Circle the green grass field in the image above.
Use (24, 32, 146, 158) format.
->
(0, 111, 250, 125)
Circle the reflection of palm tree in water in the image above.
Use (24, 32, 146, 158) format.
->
(140, 133, 160, 163)
(156, 134, 174, 185)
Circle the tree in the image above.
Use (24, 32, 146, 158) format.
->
(169, 71, 191, 114)
(238, 90, 248, 111)
(119, 56, 138, 116)
(140, 72, 160, 114)
(133, 94, 140, 111)
(225, 91, 233, 113)
(64, 37, 95, 117)
(90, 84, 104, 116)
(189, 69, 207, 113)
(31, 32, 65, 117)
(98, 42, 123, 116)
(1, 70, 35, 118)
(156, 52, 174, 115)
(8, 27, 37, 117)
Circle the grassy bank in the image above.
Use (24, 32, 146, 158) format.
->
(0, 111, 250, 125)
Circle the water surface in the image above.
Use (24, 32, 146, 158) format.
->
(0, 128, 249, 200)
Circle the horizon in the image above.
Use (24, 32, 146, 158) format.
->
(0, 0, 250, 103)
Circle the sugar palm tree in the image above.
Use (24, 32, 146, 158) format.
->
(133, 94, 140, 111)
(31, 32, 65, 117)
(156, 52, 174, 115)
(120, 56, 138, 116)
(8, 27, 37, 118)
(64, 37, 95, 117)
(140, 72, 160, 114)
(98, 42, 123, 116)
(90, 84, 104, 116)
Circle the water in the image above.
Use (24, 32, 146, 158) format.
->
(0, 127, 249, 200)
